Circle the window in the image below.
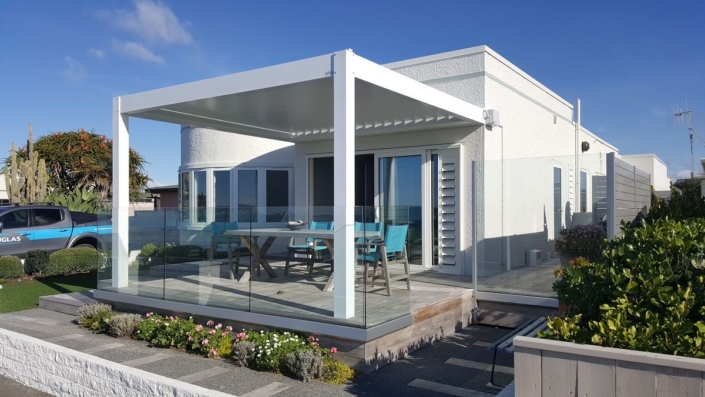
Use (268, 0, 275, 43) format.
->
(580, 171, 588, 213)
(214, 170, 231, 222)
(194, 171, 207, 223)
(238, 170, 258, 223)
(180, 172, 189, 221)
(0, 210, 29, 229)
(34, 209, 63, 226)
(266, 170, 289, 222)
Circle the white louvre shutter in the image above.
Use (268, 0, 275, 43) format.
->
(438, 152, 458, 266)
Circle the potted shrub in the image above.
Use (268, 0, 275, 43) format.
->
(554, 224, 606, 267)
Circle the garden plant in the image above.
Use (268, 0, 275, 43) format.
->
(545, 217, 705, 358)
(76, 303, 354, 383)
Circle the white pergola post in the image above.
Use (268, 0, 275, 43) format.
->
(333, 50, 356, 319)
(112, 97, 130, 288)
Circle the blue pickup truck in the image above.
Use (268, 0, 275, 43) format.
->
(0, 205, 111, 258)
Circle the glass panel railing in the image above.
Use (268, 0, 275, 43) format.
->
(476, 153, 607, 298)
(96, 205, 417, 329)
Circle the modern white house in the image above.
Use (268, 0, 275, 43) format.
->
(620, 154, 671, 191)
(100, 46, 669, 370)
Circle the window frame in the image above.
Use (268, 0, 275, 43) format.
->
(178, 166, 293, 227)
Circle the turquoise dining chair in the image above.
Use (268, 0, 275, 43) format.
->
(285, 221, 334, 275)
(357, 224, 411, 296)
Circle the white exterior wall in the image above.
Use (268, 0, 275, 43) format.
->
(0, 177, 7, 201)
(620, 154, 671, 190)
(180, 126, 294, 170)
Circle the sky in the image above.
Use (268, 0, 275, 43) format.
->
(1, 0, 703, 186)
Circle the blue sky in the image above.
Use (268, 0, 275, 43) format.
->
(1, 0, 703, 186)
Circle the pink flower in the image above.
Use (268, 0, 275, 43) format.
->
(330, 347, 337, 354)
(188, 336, 193, 341)
(222, 332, 228, 337)
(202, 339, 209, 345)
(236, 332, 248, 339)
(307, 335, 315, 343)
(195, 325, 203, 332)
(215, 323, 222, 329)
(155, 319, 161, 324)
(226, 326, 233, 332)
(209, 330, 216, 335)
(169, 316, 175, 321)
(207, 320, 214, 327)
(146, 312, 153, 317)
(312, 342, 319, 346)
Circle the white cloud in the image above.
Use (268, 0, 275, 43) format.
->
(88, 49, 105, 58)
(113, 40, 164, 64)
(99, 0, 192, 45)
(669, 169, 694, 180)
(62, 56, 87, 84)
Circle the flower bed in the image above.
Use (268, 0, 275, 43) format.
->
(76, 304, 354, 384)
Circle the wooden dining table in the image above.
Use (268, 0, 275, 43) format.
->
(224, 228, 380, 291)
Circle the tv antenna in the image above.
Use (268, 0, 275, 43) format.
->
(674, 101, 705, 178)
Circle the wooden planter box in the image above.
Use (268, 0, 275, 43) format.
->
(514, 336, 705, 397)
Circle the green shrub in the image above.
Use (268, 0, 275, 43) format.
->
(137, 244, 205, 265)
(544, 218, 705, 358)
(233, 341, 256, 367)
(107, 313, 142, 337)
(322, 357, 355, 384)
(0, 256, 23, 279)
(284, 350, 323, 382)
(554, 224, 606, 260)
(47, 247, 101, 276)
(648, 178, 705, 222)
(25, 250, 50, 275)
(77, 303, 113, 334)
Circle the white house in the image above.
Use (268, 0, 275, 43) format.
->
(620, 154, 671, 191)
(103, 46, 668, 342)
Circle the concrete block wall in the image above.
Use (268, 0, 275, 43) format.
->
(514, 336, 705, 397)
(0, 328, 234, 397)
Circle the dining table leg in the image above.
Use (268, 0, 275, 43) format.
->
(322, 238, 335, 292)
(237, 236, 278, 283)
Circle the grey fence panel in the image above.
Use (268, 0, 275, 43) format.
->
(592, 175, 608, 225)
(606, 153, 652, 239)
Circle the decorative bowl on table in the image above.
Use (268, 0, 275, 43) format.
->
(286, 221, 307, 230)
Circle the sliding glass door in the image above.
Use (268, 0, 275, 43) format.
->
(377, 154, 423, 266)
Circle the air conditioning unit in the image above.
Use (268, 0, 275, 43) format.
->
(526, 249, 541, 266)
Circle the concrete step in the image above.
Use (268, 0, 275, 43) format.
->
(39, 291, 98, 315)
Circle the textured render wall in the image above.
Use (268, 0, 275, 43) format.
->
(390, 52, 486, 107)
(621, 155, 671, 191)
(484, 51, 573, 122)
(294, 125, 483, 275)
(180, 125, 294, 170)
(0, 328, 233, 397)
(514, 336, 705, 397)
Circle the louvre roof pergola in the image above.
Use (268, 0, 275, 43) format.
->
(112, 49, 485, 318)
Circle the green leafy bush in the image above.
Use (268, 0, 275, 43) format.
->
(77, 303, 113, 334)
(107, 313, 142, 337)
(544, 218, 705, 358)
(648, 178, 705, 222)
(46, 247, 101, 276)
(25, 249, 50, 275)
(137, 244, 205, 265)
(554, 224, 606, 260)
(0, 256, 23, 279)
(322, 357, 355, 384)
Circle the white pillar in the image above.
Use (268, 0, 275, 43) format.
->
(333, 50, 355, 319)
(112, 97, 129, 288)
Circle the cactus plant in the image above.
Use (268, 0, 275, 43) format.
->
(3, 123, 49, 204)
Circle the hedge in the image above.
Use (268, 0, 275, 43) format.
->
(46, 247, 101, 277)
(25, 249, 51, 275)
(0, 256, 23, 279)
